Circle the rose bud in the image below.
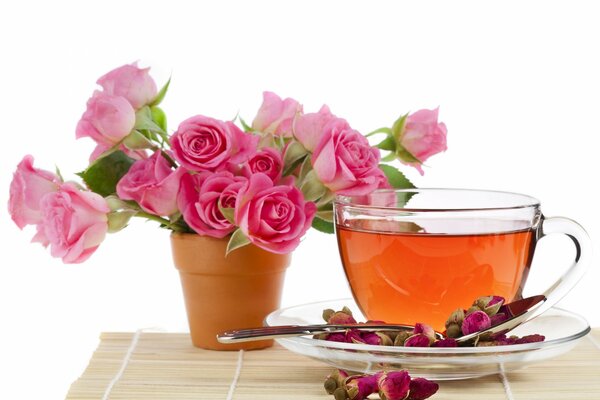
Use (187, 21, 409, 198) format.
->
(431, 338, 458, 347)
(474, 295, 505, 316)
(394, 330, 412, 346)
(376, 332, 394, 346)
(333, 387, 348, 400)
(413, 323, 436, 344)
(466, 305, 481, 315)
(408, 377, 439, 400)
(445, 308, 465, 328)
(322, 309, 336, 322)
(361, 332, 383, 346)
(328, 310, 357, 325)
(324, 370, 349, 394)
(445, 323, 462, 338)
(515, 334, 545, 344)
(323, 333, 348, 343)
(345, 374, 378, 400)
(404, 334, 431, 347)
(462, 311, 492, 335)
(378, 371, 411, 400)
(490, 312, 509, 327)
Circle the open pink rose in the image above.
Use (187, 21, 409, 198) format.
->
(292, 105, 336, 152)
(171, 115, 259, 172)
(235, 173, 316, 254)
(312, 118, 385, 195)
(76, 91, 136, 145)
(242, 147, 283, 182)
(97, 62, 158, 109)
(117, 151, 182, 216)
(8, 155, 61, 229)
(399, 108, 447, 175)
(33, 183, 109, 264)
(178, 171, 247, 238)
(252, 91, 302, 136)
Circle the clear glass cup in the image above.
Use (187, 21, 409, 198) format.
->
(334, 188, 591, 331)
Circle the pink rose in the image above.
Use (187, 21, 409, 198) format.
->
(251, 91, 302, 136)
(171, 115, 259, 172)
(399, 108, 447, 175)
(178, 171, 247, 238)
(235, 173, 316, 254)
(242, 147, 283, 182)
(33, 183, 109, 264)
(312, 118, 385, 196)
(97, 62, 158, 109)
(8, 155, 61, 229)
(292, 105, 336, 152)
(116, 151, 183, 216)
(76, 91, 136, 145)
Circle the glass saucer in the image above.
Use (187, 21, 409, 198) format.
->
(265, 299, 590, 380)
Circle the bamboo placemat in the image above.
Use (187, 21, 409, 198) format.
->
(66, 329, 600, 400)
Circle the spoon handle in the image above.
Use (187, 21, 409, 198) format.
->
(217, 323, 414, 343)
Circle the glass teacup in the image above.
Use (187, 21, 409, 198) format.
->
(334, 189, 591, 331)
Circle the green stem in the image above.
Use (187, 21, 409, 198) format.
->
(134, 211, 186, 232)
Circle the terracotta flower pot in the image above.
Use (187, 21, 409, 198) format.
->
(170, 233, 290, 350)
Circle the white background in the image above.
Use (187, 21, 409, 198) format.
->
(1, 1, 599, 398)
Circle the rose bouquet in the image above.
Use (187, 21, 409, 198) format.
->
(8, 63, 447, 262)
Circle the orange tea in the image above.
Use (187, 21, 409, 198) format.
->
(337, 226, 535, 331)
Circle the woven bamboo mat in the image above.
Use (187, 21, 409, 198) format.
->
(66, 329, 600, 400)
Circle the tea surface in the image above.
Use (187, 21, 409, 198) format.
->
(337, 226, 535, 331)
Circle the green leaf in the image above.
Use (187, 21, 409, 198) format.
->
(283, 141, 309, 175)
(226, 228, 251, 255)
(316, 210, 334, 222)
(376, 136, 396, 152)
(135, 106, 166, 136)
(366, 127, 392, 137)
(239, 117, 252, 132)
(151, 106, 167, 132)
(381, 152, 396, 162)
(395, 145, 422, 164)
(379, 164, 415, 189)
(123, 130, 155, 150)
(78, 150, 136, 196)
(311, 216, 334, 234)
(218, 206, 236, 225)
(391, 113, 408, 141)
(107, 210, 136, 233)
(300, 170, 327, 202)
(149, 77, 171, 107)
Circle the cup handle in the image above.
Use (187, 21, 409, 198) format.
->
(530, 216, 592, 319)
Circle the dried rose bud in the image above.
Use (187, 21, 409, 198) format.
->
(462, 310, 491, 335)
(445, 323, 462, 338)
(328, 310, 357, 325)
(324, 370, 349, 394)
(361, 332, 382, 346)
(404, 334, 431, 347)
(431, 338, 458, 347)
(490, 312, 508, 327)
(323, 308, 336, 322)
(376, 332, 394, 346)
(345, 374, 378, 400)
(413, 323, 436, 344)
(466, 305, 481, 315)
(474, 295, 505, 316)
(408, 377, 439, 400)
(394, 330, 411, 346)
(514, 334, 545, 344)
(378, 371, 411, 400)
(445, 308, 465, 328)
(324, 332, 349, 343)
(346, 330, 365, 344)
(333, 387, 348, 400)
